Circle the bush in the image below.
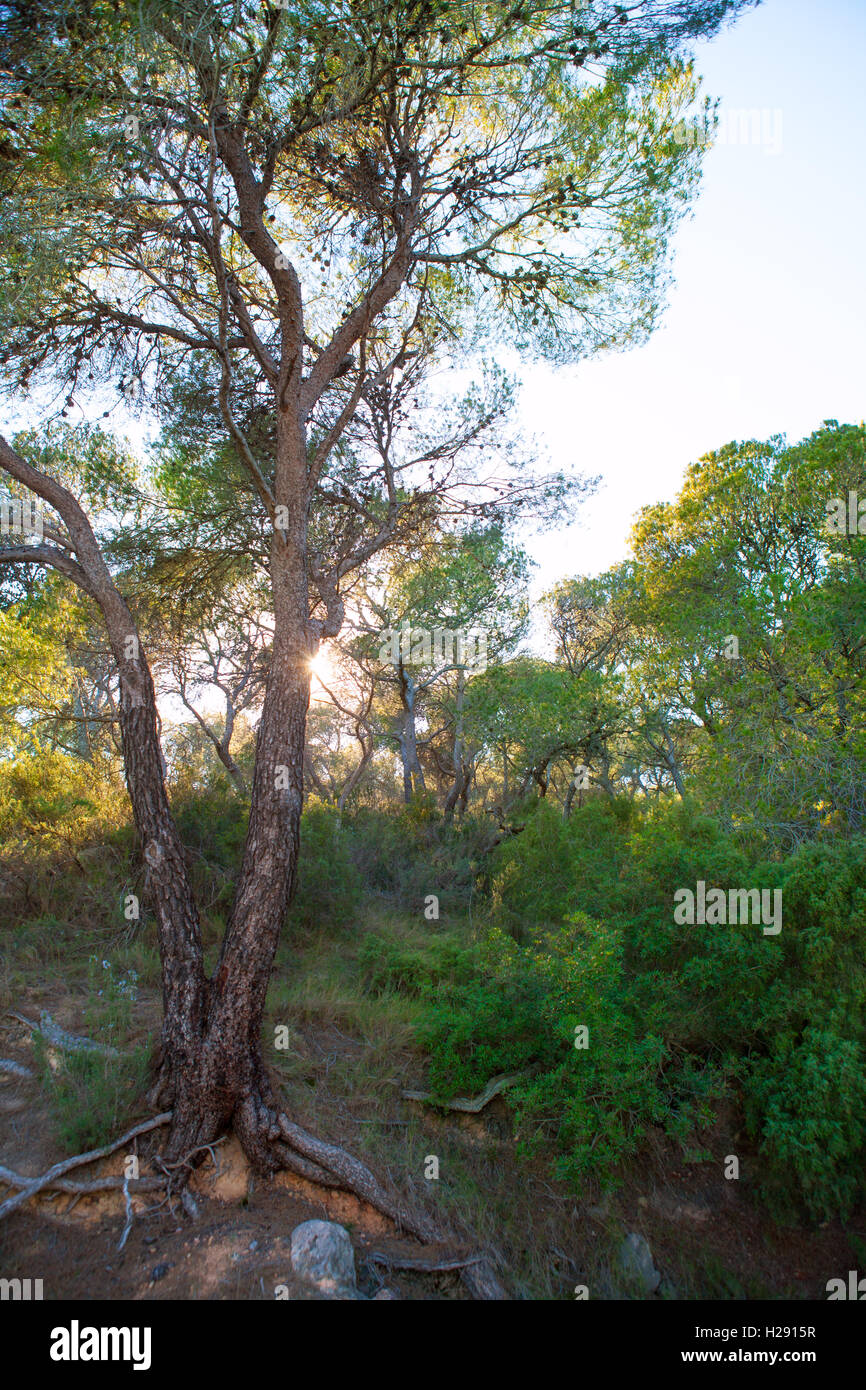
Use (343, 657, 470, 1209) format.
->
(358, 930, 472, 998)
(421, 801, 866, 1219)
(419, 914, 723, 1185)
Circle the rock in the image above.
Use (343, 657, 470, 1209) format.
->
(373, 1288, 399, 1300)
(290, 1220, 357, 1298)
(619, 1233, 661, 1295)
(180, 1189, 199, 1219)
(150, 1263, 170, 1283)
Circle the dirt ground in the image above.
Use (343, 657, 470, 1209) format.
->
(1, 1002, 863, 1301)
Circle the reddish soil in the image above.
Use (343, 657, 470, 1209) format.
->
(1, 1004, 863, 1301)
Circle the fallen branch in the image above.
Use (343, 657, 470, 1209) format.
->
(0, 1112, 172, 1220)
(0, 1058, 32, 1078)
(8, 1010, 119, 1059)
(366, 1250, 484, 1274)
(402, 1071, 528, 1114)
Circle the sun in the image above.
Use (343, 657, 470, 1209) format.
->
(309, 646, 337, 694)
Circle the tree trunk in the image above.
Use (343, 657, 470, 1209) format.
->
(663, 726, 687, 798)
(443, 670, 466, 823)
(154, 391, 315, 1155)
(115, 646, 209, 1136)
(1, 378, 480, 1279)
(398, 662, 426, 803)
(1, 367, 506, 1291)
(71, 682, 94, 762)
(337, 729, 373, 815)
(212, 698, 249, 798)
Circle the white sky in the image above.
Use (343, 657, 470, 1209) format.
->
(520, 0, 866, 592)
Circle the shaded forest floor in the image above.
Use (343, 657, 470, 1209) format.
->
(1, 906, 863, 1300)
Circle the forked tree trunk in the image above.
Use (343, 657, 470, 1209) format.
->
(1, 415, 505, 1294)
(148, 672, 311, 1164)
(0, 434, 312, 1166)
(114, 629, 478, 1276)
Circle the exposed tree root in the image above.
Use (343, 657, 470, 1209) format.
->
(0, 1164, 165, 1199)
(0, 1098, 508, 1299)
(366, 1250, 484, 1273)
(403, 1070, 529, 1114)
(0, 1058, 33, 1078)
(168, 1090, 507, 1297)
(0, 1112, 171, 1220)
(267, 1107, 507, 1299)
(275, 1111, 442, 1243)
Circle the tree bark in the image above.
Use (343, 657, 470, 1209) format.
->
(443, 670, 467, 823)
(337, 726, 374, 815)
(397, 661, 426, 802)
(662, 725, 687, 798)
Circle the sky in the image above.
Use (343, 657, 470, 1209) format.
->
(6, 0, 863, 656)
(520, 0, 866, 593)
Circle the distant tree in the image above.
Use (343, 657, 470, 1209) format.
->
(353, 523, 531, 809)
(625, 422, 866, 837)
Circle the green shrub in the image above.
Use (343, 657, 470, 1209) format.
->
(35, 1040, 151, 1154)
(359, 930, 473, 998)
(419, 913, 721, 1179)
(421, 803, 866, 1219)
